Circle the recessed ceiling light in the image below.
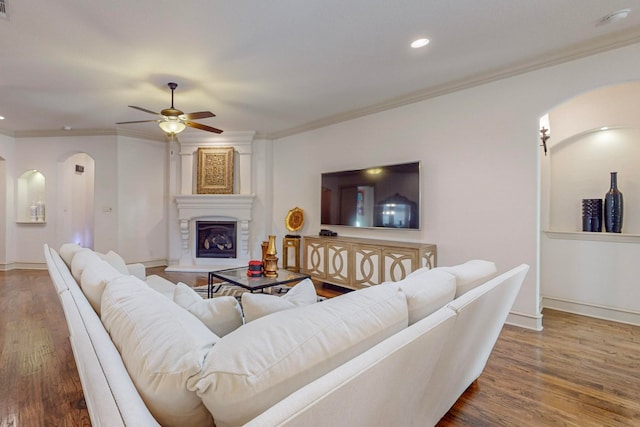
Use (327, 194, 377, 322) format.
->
(599, 9, 631, 26)
(411, 38, 430, 49)
(0, 115, 5, 120)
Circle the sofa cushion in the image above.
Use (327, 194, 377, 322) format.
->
(59, 243, 82, 268)
(145, 274, 176, 299)
(79, 259, 123, 315)
(70, 249, 101, 283)
(192, 284, 408, 427)
(97, 250, 129, 275)
(241, 278, 317, 323)
(435, 260, 498, 297)
(101, 275, 218, 427)
(173, 282, 244, 337)
(392, 269, 456, 325)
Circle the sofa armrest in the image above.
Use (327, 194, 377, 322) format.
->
(127, 263, 146, 281)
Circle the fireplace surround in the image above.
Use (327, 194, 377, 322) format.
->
(171, 194, 255, 271)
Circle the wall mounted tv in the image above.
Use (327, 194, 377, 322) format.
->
(321, 161, 421, 230)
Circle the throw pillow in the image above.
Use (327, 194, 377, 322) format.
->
(59, 243, 82, 268)
(97, 250, 129, 275)
(173, 282, 244, 337)
(70, 249, 101, 283)
(191, 284, 408, 427)
(241, 278, 317, 323)
(101, 275, 218, 427)
(435, 260, 498, 297)
(79, 259, 123, 315)
(391, 269, 456, 325)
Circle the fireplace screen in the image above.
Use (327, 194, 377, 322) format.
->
(196, 221, 237, 258)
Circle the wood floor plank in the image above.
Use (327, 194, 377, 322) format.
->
(1, 268, 639, 426)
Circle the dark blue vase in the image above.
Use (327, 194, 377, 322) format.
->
(604, 172, 623, 233)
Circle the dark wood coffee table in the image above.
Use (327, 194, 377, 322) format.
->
(207, 267, 311, 298)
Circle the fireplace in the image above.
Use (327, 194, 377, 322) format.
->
(172, 194, 255, 270)
(196, 221, 237, 259)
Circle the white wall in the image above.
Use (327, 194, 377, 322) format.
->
(4, 133, 167, 266)
(0, 133, 16, 266)
(116, 136, 168, 263)
(272, 42, 640, 330)
(9, 135, 117, 264)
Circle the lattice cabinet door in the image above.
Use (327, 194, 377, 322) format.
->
(382, 248, 417, 282)
(302, 238, 327, 280)
(326, 241, 350, 286)
(352, 244, 382, 287)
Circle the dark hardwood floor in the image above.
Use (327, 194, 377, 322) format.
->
(1, 268, 639, 426)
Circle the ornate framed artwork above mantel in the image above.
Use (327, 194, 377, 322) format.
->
(197, 147, 234, 194)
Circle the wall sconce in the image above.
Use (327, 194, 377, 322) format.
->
(539, 114, 550, 156)
(540, 127, 550, 156)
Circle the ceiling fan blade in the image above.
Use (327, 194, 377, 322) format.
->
(128, 105, 160, 116)
(185, 120, 223, 134)
(116, 119, 161, 124)
(182, 111, 216, 120)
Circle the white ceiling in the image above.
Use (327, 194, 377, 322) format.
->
(1, 1, 640, 139)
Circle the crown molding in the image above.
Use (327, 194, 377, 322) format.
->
(0, 128, 15, 138)
(267, 27, 640, 140)
(11, 127, 165, 141)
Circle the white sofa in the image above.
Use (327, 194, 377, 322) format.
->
(44, 243, 529, 427)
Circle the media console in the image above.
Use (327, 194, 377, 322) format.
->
(302, 235, 437, 290)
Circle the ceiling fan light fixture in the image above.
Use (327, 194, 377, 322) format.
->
(159, 118, 186, 134)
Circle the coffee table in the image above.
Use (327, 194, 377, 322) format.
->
(207, 267, 311, 298)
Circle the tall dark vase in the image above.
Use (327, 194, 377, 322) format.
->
(604, 172, 623, 233)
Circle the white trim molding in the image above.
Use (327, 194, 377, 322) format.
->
(542, 296, 640, 327)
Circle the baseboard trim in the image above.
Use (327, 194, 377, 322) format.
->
(506, 310, 543, 331)
(542, 296, 640, 326)
(1, 260, 167, 271)
(0, 262, 47, 271)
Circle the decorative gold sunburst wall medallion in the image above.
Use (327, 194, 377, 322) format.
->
(285, 207, 305, 234)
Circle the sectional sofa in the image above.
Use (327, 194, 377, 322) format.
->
(44, 242, 528, 426)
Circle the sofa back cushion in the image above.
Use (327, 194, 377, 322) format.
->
(145, 274, 177, 299)
(79, 259, 123, 315)
(192, 284, 408, 427)
(391, 269, 456, 325)
(101, 275, 218, 427)
(70, 249, 101, 283)
(173, 282, 244, 337)
(59, 243, 83, 268)
(435, 260, 498, 297)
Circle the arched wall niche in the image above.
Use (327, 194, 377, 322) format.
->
(540, 81, 640, 326)
(542, 82, 640, 234)
(16, 169, 46, 222)
(57, 152, 96, 248)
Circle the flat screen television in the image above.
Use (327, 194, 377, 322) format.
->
(321, 161, 421, 230)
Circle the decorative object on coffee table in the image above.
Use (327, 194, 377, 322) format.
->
(264, 235, 279, 277)
(247, 260, 264, 277)
(196, 147, 234, 194)
(261, 240, 269, 264)
(582, 199, 602, 232)
(604, 171, 623, 233)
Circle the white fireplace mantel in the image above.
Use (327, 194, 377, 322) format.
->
(170, 194, 256, 271)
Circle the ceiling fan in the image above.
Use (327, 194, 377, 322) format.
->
(116, 82, 223, 135)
